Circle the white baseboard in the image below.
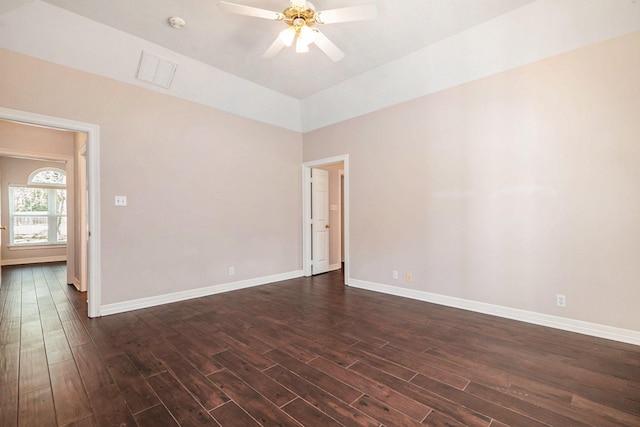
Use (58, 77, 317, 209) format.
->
(100, 270, 304, 316)
(2, 255, 67, 266)
(348, 278, 640, 346)
(72, 278, 82, 291)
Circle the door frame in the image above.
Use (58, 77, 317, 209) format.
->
(302, 154, 349, 283)
(0, 107, 101, 318)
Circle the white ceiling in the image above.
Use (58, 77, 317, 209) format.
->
(1, 0, 640, 131)
(36, 0, 535, 99)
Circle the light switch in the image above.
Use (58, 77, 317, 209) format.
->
(115, 196, 127, 207)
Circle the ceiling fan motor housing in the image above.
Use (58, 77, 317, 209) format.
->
(283, 4, 316, 28)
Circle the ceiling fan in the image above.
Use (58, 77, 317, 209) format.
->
(218, 0, 377, 61)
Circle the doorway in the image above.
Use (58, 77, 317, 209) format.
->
(0, 107, 101, 317)
(302, 155, 349, 283)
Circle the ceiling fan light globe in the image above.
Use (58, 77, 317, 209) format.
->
(296, 37, 310, 53)
(279, 27, 296, 46)
(298, 25, 316, 45)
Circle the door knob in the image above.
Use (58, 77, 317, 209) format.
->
(325, 224, 330, 228)
(0, 226, 6, 230)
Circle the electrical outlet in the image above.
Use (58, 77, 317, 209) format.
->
(392, 270, 398, 280)
(406, 272, 413, 283)
(114, 195, 127, 207)
(229, 267, 235, 276)
(556, 294, 566, 307)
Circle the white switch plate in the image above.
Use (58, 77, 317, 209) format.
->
(115, 196, 127, 207)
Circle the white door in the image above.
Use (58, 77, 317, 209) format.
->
(311, 168, 330, 274)
(0, 166, 3, 284)
(78, 143, 88, 292)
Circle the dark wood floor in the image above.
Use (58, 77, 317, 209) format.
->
(1, 264, 639, 427)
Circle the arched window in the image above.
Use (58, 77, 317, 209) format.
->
(28, 167, 66, 185)
(9, 167, 67, 246)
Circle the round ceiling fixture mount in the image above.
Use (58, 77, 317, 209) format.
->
(168, 16, 187, 29)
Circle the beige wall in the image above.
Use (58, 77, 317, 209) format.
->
(0, 119, 74, 156)
(0, 48, 303, 305)
(304, 32, 640, 332)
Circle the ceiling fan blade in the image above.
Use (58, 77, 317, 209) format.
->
(314, 4, 377, 24)
(218, 1, 283, 20)
(263, 36, 286, 59)
(312, 30, 345, 62)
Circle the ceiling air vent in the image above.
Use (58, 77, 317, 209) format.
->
(136, 51, 177, 89)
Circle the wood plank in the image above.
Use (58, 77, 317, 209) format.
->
(210, 401, 261, 427)
(124, 343, 167, 378)
(62, 415, 99, 427)
(208, 369, 302, 427)
(265, 348, 362, 404)
(18, 340, 50, 393)
(19, 319, 43, 344)
(104, 353, 160, 414)
(20, 304, 40, 324)
(146, 371, 220, 426)
(136, 312, 180, 338)
(87, 383, 137, 427)
(422, 411, 467, 427)
(43, 328, 73, 365)
(281, 398, 343, 427)
(349, 362, 492, 427)
(49, 359, 93, 425)
(211, 330, 275, 371)
(152, 346, 229, 410)
(355, 340, 471, 389)
(87, 324, 122, 358)
(161, 333, 223, 375)
(409, 373, 550, 427)
(134, 404, 180, 427)
(0, 318, 21, 345)
(62, 318, 92, 347)
(0, 381, 18, 427)
(212, 350, 295, 407)
(400, 344, 512, 390)
(39, 311, 63, 334)
(465, 381, 593, 427)
(264, 363, 378, 427)
(56, 303, 79, 322)
(571, 394, 640, 427)
(2, 291, 22, 314)
(212, 318, 274, 354)
(0, 342, 20, 385)
(353, 394, 424, 427)
(18, 387, 56, 427)
(71, 343, 114, 393)
(309, 355, 432, 421)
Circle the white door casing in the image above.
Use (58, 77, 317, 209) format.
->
(311, 168, 329, 275)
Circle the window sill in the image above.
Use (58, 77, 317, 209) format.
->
(8, 244, 67, 251)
